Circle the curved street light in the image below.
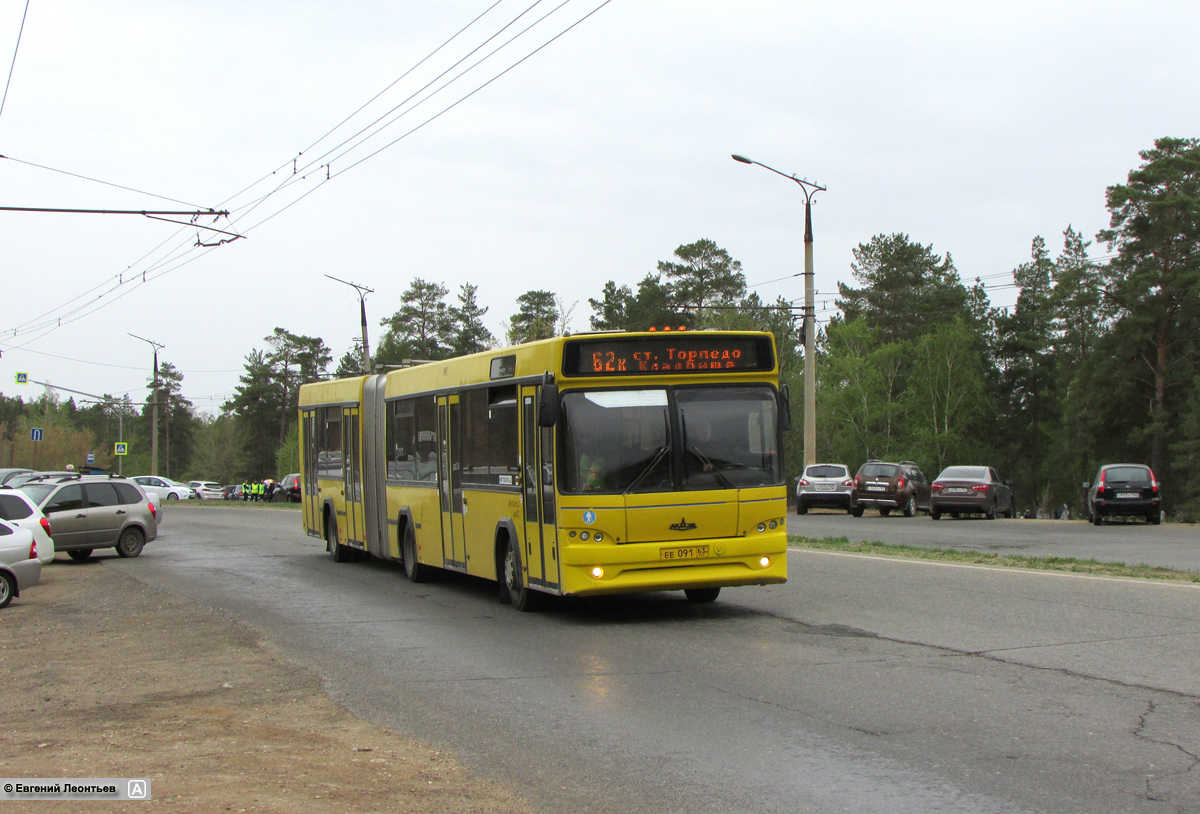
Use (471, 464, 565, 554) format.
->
(732, 154, 825, 467)
(326, 275, 373, 374)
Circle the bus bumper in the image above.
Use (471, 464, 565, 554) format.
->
(558, 531, 788, 597)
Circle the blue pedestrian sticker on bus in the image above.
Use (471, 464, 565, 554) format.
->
(583, 510, 596, 525)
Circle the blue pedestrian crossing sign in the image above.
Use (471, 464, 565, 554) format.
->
(30, 427, 43, 442)
(15, 372, 28, 384)
(114, 442, 129, 456)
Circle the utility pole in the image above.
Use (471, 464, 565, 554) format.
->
(732, 154, 826, 467)
(129, 334, 164, 475)
(326, 275, 374, 373)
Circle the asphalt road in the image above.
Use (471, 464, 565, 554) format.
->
(788, 510, 1200, 572)
(118, 506, 1200, 813)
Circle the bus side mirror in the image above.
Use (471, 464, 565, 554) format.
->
(537, 385, 559, 427)
(778, 385, 792, 432)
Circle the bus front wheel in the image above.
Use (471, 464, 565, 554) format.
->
(685, 587, 720, 603)
(502, 539, 538, 612)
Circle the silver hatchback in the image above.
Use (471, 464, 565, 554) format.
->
(795, 463, 854, 514)
(18, 475, 158, 560)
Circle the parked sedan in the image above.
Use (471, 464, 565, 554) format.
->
(131, 475, 197, 501)
(795, 463, 853, 514)
(0, 468, 33, 485)
(0, 489, 56, 563)
(0, 518, 41, 609)
(1085, 464, 1161, 525)
(930, 466, 1014, 520)
(186, 480, 225, 500)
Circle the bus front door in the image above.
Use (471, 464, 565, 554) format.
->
(438, 395, 466, 570)
(521, 386, 560, 592)
(342, 406, 364, 549)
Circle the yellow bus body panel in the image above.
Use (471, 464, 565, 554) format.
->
(386, 484, 440, 564)
(558, 485, 787, 596)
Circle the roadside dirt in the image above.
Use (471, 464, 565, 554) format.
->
(0, 558, 530, 813)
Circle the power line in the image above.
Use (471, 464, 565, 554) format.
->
(0, 154, 206, 208)
(1, 1, 614, 351)
(0, 0, 30, 127)
(230, 0, 583, 227)
(335, 0, 614, 180)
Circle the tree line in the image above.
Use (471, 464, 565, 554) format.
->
(2, 137, 1195, 519)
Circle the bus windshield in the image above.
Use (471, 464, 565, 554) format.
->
(559, 385, 781, 494)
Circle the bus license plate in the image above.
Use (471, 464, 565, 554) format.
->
(661, 544, 710, 561)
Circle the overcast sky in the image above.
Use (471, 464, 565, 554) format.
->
(1, 0, 1196, 413)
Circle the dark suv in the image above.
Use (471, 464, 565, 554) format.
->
(17, 474, 159, 559)
(1085, 464, 1161, 525)
(851, 460, 931, 517)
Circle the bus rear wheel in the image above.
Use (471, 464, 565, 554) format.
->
(327, 515, 351, 563)
(685, 587, 720, 603)
(402, 524, 427, 583)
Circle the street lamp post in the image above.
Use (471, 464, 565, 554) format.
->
(326, 275, 374, 374)
(129, 333, 165, 475)
(732, 154, 825, 468)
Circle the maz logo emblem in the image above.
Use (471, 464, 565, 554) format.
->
(670, 517, 697, 531)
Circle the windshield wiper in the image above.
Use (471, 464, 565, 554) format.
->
(625, 410, 671, 494)
(625, 444, 670, 494)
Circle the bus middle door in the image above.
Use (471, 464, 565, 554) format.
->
(342, 406, 365, 550)
(437, 395, 466, 570)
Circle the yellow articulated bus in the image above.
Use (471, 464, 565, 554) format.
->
(298, 330, 789, 610)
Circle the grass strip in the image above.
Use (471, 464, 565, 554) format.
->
(167, 500, 299, 509)
(789, 535, 1200, 583)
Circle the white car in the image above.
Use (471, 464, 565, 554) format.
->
(0, 489, 56, 564)
(131, 476, 197, 501)
(0, 518, 41, 609)
(186, 481, 225, 500)
(795, 463, 854, 514)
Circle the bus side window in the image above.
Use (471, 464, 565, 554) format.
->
(387, 399, 417, 481)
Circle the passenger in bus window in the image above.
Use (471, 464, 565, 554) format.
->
(580, 451, 606, 490)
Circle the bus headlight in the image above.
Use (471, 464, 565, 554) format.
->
(591, 566, 604, 578)
(593, 532, 603, 542)
(760, 557, 770, 567)
(769, 520, 777, 530)
(757, 523, 766, 532)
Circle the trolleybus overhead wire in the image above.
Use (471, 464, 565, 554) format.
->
(1, 0, 615, 348)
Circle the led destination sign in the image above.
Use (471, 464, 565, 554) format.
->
(562, 335, 774, 376)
